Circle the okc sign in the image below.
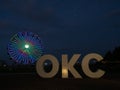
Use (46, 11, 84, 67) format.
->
(36, 53, 105, 79)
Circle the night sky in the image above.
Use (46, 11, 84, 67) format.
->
(0, 0, 120, 63)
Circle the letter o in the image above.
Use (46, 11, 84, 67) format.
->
(36, 55, 59, 78)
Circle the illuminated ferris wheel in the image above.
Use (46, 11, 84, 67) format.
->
(8, 32, 43, 64)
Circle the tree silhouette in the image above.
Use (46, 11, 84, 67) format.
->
(103, 47, 120, 62)
(99, 46, 120, 71)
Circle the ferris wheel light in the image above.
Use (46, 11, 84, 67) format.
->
(25, 44, 30, 49)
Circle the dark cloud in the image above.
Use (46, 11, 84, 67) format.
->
(0, 0, 56, 22)
(106, 10, 120, 17)
(0, 21, 18, 30)
(103, 10, 120, 28)
(0, 0, 120, 62)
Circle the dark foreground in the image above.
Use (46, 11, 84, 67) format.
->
(0, 73, 120, 90)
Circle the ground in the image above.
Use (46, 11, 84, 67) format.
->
(0, 73, 120, 90)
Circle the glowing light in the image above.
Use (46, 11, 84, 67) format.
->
(44, 62, 48, 66)
(25, 44, 29, 49)
(62, 68, 68, 77)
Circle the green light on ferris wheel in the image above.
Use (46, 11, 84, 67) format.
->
(25, 44, 30, 49)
